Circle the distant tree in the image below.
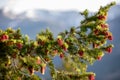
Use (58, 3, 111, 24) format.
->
(0, 2, 115, 80)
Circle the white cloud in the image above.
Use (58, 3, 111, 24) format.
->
(26, 10, 36, 18)
(1, 0, 120, 19)
(2, 0, 120, 15)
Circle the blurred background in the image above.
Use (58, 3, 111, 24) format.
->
(0, 0, 120, 80)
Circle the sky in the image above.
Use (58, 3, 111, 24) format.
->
(0, 1, 120, 80)
(0, 0, 120, 15)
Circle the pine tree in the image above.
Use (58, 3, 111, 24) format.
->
(0, 2, 115, 80)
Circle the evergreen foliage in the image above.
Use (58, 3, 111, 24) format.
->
(0, 2, 115, 80)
